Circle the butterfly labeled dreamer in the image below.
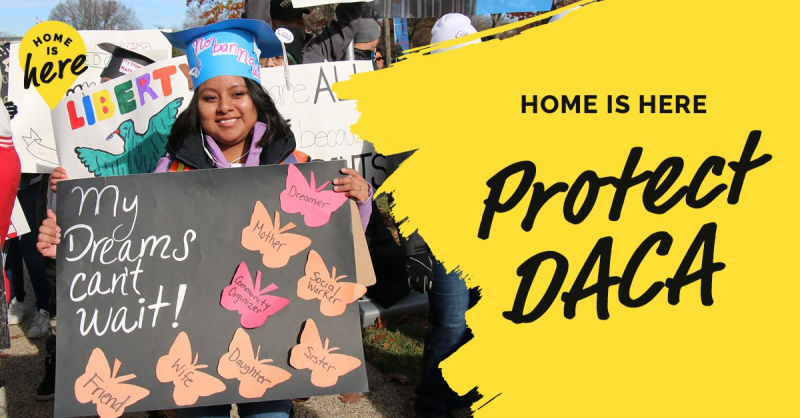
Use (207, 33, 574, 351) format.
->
(280, 164, 348, 228)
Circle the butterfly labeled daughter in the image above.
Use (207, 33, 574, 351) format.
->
(218, 328, 292, 398)
(280, 164, 348, 228)
(221, 262, 290, 328)
(297, 250, 367, 317)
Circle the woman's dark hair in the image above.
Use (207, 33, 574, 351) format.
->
(167, 77, 292, 153)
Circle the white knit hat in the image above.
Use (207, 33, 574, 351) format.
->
(430, 13, 480, 52)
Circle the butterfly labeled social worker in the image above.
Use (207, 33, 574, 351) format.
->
(74, 347, 150, 418)
(242, 200, 311, 268)
(290, 318, 362, 388)
(280, 163, 349, 228)
(156, 331, 226, 406)
(218, 328, 293, 398)
(298, 250, 367, 317)
(221, 261, 291, 328)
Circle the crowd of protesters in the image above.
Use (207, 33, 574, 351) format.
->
(0, 1, 571, 416)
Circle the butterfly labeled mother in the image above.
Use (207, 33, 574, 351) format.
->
(242, 200, 311, 268)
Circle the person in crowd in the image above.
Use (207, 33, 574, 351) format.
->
(1, 100, 21, 352)
(243, 0, 310, 33)
(374, 47, 385, 69)
(386, 13, 481, 418)
(38, 18, 372, 417)
(352, 17, 381, 65)
(4, 174, 51, 339)
(244, 0, 365, 63)
(261, 26, 305, 67)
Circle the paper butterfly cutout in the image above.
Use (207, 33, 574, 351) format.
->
(298, 250, 367, 317)
(242, 200, 311, 268)
(74, 347, 150, 418)
(290, 318, 362, 387)
(156, 332, 226, 406)
(218, 328, 292, 398)
(280, 164, 348, 228)
(221, 261, 291, 328)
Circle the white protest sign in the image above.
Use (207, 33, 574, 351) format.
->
(261, 61, 386, 188)
(51, 57, 190, 180)
(6, 198, 31, 240)
(8, 30, 172, 173)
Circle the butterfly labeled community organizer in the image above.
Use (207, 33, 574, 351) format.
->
(156, 332, 226, 406)
(280, 164, 348, 228)
(298, 250, 367, 317)
(74, 347, 150, 418)
(290, 318, 362, 388)
(221, 261, 291, 328)
(218, 328, 293, 398)
(242, 200, 311, 268)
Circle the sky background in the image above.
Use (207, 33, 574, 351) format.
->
(0, 0, 189, 37)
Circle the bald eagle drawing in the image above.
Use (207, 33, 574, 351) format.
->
(75, 98, 183, 177)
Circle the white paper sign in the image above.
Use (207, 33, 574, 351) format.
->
(8, 30, 172, 173)
(7, 198, 31, 240)
(51, 57, 190, 180)
(261, 61, 386, 188)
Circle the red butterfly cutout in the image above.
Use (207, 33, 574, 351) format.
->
(221, 261, 290, 328)
(218, 328, 292, 398)
(289, 318, 362, 387)
(297, 250, 367, 317)
(156, 331, 226, 406)
(280, 163, 348, 227)
(74, 347, 150, 418)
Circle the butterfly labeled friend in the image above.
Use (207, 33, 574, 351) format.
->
(74, 347, 150, 418)
(280, 164, 348, 228)
(156, 332, 226, 406)
(221, 262, 290, 328)
(298, 250, 367, 317)
(218, 328, 292, 398)
(242, 200, 311, 268)
(289, 318, 362, 387)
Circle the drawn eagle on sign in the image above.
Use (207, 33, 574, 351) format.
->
(75, 97, 183, 177)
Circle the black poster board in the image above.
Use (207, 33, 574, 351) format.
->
(55, 161, 368, 417)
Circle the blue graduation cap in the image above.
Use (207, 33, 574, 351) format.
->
(162, 19, 282, 88)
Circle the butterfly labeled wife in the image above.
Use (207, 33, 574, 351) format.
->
(156, 331, 226, 406)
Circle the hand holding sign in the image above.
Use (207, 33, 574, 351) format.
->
(19, 21, 87, 109)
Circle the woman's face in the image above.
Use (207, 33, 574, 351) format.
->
(196, 76, 258, 151)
